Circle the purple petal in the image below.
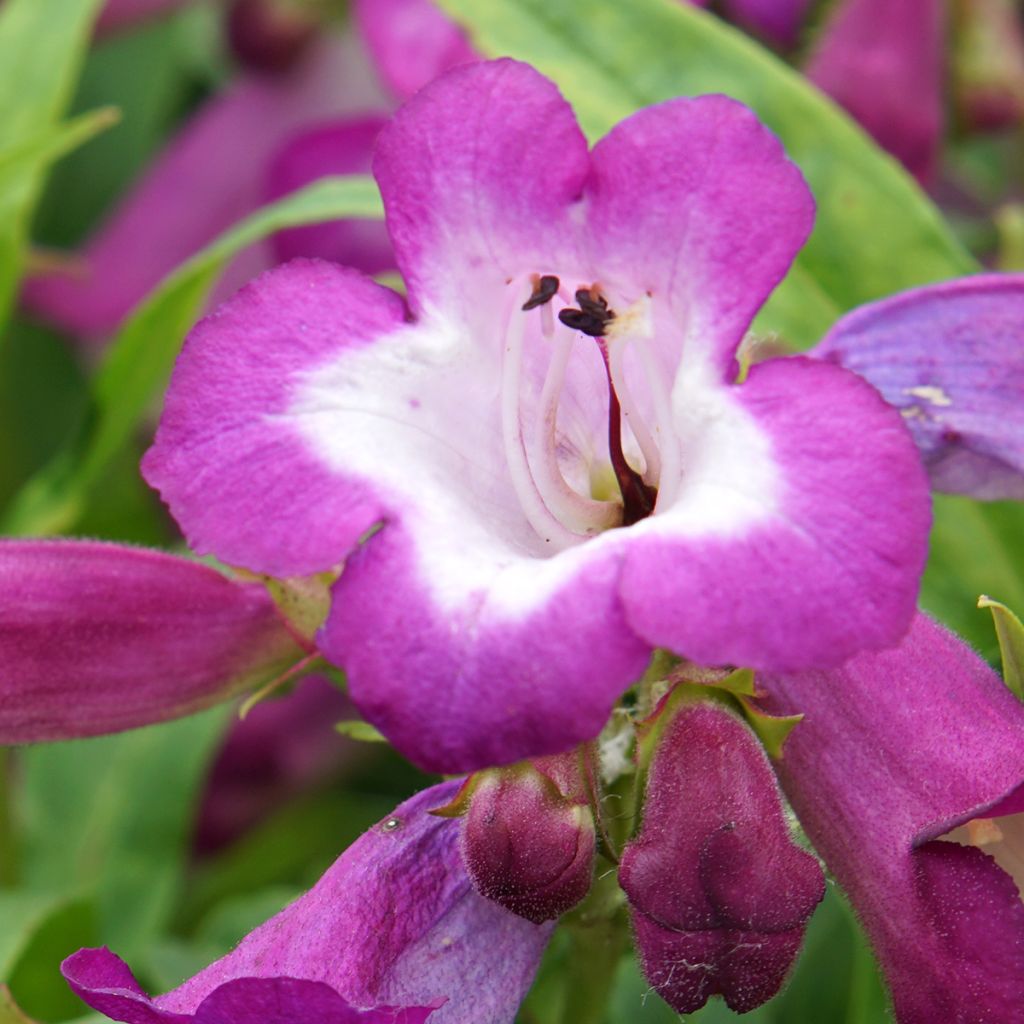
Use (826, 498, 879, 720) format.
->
(762, 614, 1024, 1021)
(266, 117, 395, 275)
(618, 355, 931, 672)
(63, 955, 435, 1024)
(620, 699, 824, 1013)
(353, 0, 476, 99)
(722, 0, 812, 48)
(813, 273, 1024, 501)
(806, 0, 944, 183)
(585, 93, 814, 379)
(64, 784, 550, 1024)
(188, 978, 435, 1024)
(22, 37, 384, 343)
(374, 61, 813, 380)
(372, 59, 590, 324)
(0, 539, 302, 744)
(142, 260, 410, 580)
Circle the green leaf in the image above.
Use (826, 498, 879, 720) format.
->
(334, 720, 388, 743)
(0, 107, 119, 181)
(179, 787, 396, 931)
(0, 0, 105, 327)
(0, 892, 74, 977)
(978, 596, 1024, 699)
(921, 497, 1024, 662)
(17, 710, 229, 956)
(33, 16, 201, 248)
(2, 174, 384, 536)
(435, 0, 975, 346)
(0, 987, 38, 1024)
(3, 900, 98, 1022)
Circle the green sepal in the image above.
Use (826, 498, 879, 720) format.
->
(979, 594, 1024, 700)
(711, 667, 757, 697)
(737, 697, 804, 759)
(428, 774, 480, 819)
(261, 571, 337, 644)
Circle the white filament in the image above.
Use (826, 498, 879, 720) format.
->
(607, 339, 662, 487)
(629, 313, 681, 512)
(531, 315, 622, 535)
(499, 280, 583, 548)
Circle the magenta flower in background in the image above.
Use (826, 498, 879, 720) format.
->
(193, 674, 359, 854)
(141, 58, 930, 774)
(763, 614, 1024, 1022)
(66, 784, 552, 1024)
(353, 0, 476, 100)
(0, 539, 303, 743)
(96, 0, 196, 35)
(22, 24, 392, 344)
(806, 0, 945, 183)
(266, 116, 394, 273)
(686, 0, 811, 49)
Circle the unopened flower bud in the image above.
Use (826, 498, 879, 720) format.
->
(620, 693, 824, 1015)
(454, 750, 597, 924)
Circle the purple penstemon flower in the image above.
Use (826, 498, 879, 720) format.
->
(762, 613, 1024, 1022)
(141, 58, 931, 774)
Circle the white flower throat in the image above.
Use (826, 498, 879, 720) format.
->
(499, 272, 679, 548)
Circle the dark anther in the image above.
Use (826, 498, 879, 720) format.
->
(558, 286, 616, 338)
(522, 275, 560, 311)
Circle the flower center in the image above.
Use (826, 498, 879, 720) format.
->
(499, 273, 671, 547)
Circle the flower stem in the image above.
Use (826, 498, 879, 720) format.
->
(0, 748, 19, 887)
(561, 861, 629, 1024)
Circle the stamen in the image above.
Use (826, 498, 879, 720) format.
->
(607, 341, 661, 487)
(629, 317, 681, 512)
(531, 319, 622, 535)
(522, 274, 560, 311)
(558, 287, 615, 338)
(500, 280, 584, 548)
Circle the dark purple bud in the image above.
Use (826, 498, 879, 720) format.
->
(456, 750, 597, 924)
(226, 0, 321, 75)
(620, 695, 824, 1015)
